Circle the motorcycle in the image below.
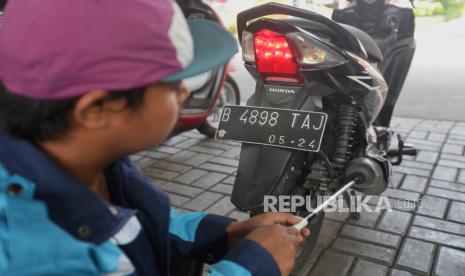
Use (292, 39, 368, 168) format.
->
(215, 1, 417, 274)
(332, 0, 416, 127)
(176, 0, 240, 138)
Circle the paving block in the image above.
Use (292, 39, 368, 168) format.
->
(377, 210, 413, 235)
(325, 210, 350, 222)
(150, 160, 192, 173)
(430, 179, 465, 193)
(190, 146, 224, 155)
(351, 259, 389, 276)
(163, 135, 188, 146)
(141, 151, 171, 159)
(223, 176, 236, 185)
(135, 157, 157, 169)
(447, 201, 465, 224)
(442, 144, 464, 155)
(317, 219, 342, 248)
(183, 192, 223, 211)
(209, 157, 239, 167)
(413, 215, 465, 235)
(175, 139, 202, 149)
(143, 167, 180, 181)
(161, 182, 204, 198)
(175, 169, 209, 185)
(416, 195, 448, 219)
(200, 141, 233, 150)
(427, 132, 447, 142)
(182, 130, 206, 139)
(415, 151, 439, 164)
(191, 172, 228, 189)
(340, 224, 401, 248)
(459, 170, 465, 184)
(156, 146, 182, 154)
(442, 154, 465, 163)
(167, 193, 190, 207)
(199, 163, 237, 174)
(451, 127, 465, 136)
(147, 178, 169, 187)
(393, 166, 431, 178)
(310, 250, 354, 276)
(332, 238, 396, 265)
(396, 238, 435, 274)
(409, 131, 428, 140)
(348, 207, 384, 228)
(205, 196, 236, 216)
(168, 150, 196, 162)
(400, 160, 435, 171)
(435, 246, 465, 276)
(390, 173, 405, 189)
(382, 188, 421, 202)
(390, 269, 413, 276)
(447, 137, 465, 146)
(210, 183, 233, 195)
(222, 147, 241, 159)
(438, 159, 465, 170)
(427, 187, 465, 202)
(408, 226, 465, 250)
(401, 175, 428, 193)
(432, 166, 458, 182)
(183, 154, 214, 167)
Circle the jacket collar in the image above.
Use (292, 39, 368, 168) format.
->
(0, 130, 135, 244)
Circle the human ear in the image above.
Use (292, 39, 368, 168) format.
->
(177, 84, 190, 104)
(72, 90, 125, 130)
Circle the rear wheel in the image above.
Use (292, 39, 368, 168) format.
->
(249, 158, 324, 276)
(292, 212, 324, 275)
(249, 211, 324, 275)
(198, 75, 240, 138)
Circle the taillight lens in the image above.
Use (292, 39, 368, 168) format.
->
(254, 29, 298, 76)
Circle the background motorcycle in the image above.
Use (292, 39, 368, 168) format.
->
(332, 0, 416, 127)
(176, 0, 240, 138)
(215, 2, 417, 274)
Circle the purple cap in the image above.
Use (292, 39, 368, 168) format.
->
(0, 0, 237, 99)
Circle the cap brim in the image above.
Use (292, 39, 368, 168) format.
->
(162, 19, 238, 82)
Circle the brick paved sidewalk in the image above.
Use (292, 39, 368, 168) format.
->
(132, 117, 465, 276)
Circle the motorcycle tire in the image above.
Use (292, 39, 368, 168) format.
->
(198, 75, 240, 138)
(291, 212, 324, 275)
(249, 210, 324, 276)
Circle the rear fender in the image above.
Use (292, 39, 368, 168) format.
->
(231, 81, 335, 212)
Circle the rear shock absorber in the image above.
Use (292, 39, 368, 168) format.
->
(332, 104, 358, 167)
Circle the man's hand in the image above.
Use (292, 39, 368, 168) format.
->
(246, 224, 304, 276)
(226, 212, 310, 248)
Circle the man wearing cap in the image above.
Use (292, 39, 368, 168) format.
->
(0, 0, 309, 275)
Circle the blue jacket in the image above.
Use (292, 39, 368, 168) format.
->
(0, 130, 280, 276)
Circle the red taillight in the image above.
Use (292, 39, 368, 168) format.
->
(254, 29, 299, 76)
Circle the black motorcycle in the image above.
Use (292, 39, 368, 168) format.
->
(216, 1, 417, 274)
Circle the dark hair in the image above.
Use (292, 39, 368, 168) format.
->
(0, 82, 146, 141)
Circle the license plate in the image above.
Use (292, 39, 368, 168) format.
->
(215, 105, 328, 152)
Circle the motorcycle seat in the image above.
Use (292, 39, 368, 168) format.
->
(280, 18, 383, 63)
